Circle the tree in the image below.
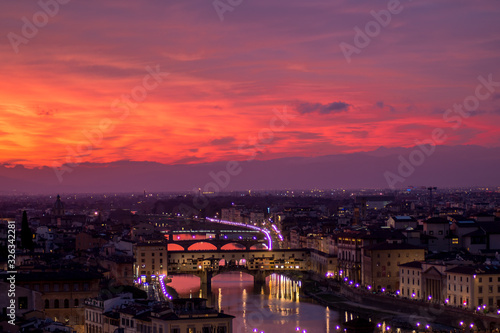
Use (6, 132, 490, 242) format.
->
(20, 210, 34, 251)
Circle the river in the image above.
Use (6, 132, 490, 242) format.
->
(168, 272, 351, 333)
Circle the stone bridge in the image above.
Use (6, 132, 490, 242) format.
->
(167, 239, 267, 251)
(167, 249, 311, 292)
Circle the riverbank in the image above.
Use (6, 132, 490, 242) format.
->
(300, 278, 433, 330)
(300, 273, 500, 332)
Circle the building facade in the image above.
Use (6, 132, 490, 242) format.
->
(15, 270, 102, 333)
(446, 265, 500, 310)
(134, 240, 168, 282)
(84, 298, 234, 333)
(362, 243, 426, 292)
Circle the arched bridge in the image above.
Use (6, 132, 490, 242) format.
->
(167, 249, 310, 291)
(167, 239, 268, 251)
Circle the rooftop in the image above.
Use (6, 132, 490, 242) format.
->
(393, 216, 415, 221)
(446, 264, 500, 275)
(1, 270, 102, 282)
(424, 217, 449, 224)
(363, 242, 426, 251)
(398, 261, 422, 268)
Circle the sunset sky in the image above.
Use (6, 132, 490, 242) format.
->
(1, 0, 500, 169)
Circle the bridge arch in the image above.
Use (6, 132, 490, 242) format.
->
(220, 242, 247, 250)
(250, 243, 268, 250)
(213, 270, 254, 280)
(187, 242, 217, 251)
(167, 243, 185, 251)
(212, 266, 254, 278)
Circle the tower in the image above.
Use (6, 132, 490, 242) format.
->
(52, 194, 65, 216)
(427, 187, 437, 217)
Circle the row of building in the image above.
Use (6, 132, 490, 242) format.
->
(84, 295, 232, 333)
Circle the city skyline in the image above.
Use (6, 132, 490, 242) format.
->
(2, 187, 500, 333)
(1, 145, 500, 193)
(1, 0, 500, 180)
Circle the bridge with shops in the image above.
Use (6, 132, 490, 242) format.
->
(166, 249, 311, 291)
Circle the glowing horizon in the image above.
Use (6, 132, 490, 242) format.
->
(1, 1, 499, 168)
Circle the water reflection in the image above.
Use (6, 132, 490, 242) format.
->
(168, 272, 340, 332)
(268, 274, 301, 301)
(167, 273, 443, 333)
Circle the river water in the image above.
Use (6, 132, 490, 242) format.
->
(168, 272, 344, 333)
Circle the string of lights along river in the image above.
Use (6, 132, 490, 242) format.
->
(165, 219, 407, 333)
(168, 272, 349, 333)
(162, 220, 453, 333)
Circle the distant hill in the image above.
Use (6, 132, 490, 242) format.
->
(0, 145, 499, 194)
